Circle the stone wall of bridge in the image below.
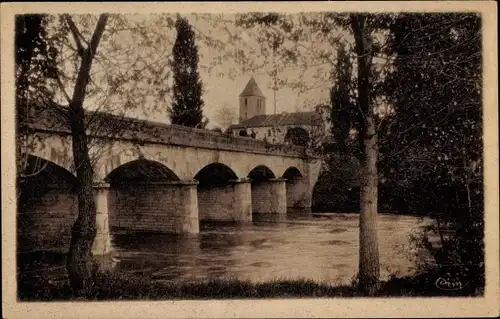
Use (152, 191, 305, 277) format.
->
(27, 128, 315, 183)
(197, 180, 252, 222)
(29, 110, 307, 159)
(95, 140, 313, 183)
(286, 178, 313, 208)
(18, 175, 314, 256)
(20, 114, 323, 256)
(111, 184, 181, 232)
(251, 179, 287, 214)
(110, 181, 199, 234)
(17, 186, 77, 253)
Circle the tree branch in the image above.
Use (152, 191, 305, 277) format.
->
(71, 14, 109, 104)
(64, 14, 86, 58)
(54, 70, 72, 104)
(88, 15, 109, 59)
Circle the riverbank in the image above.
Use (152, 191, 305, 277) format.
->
(18, 267, 481, 301)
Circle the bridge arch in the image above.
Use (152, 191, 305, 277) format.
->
(104, 158, 180, 184)
(18, 155, 78, 252)
(282, 166, 309, 209)
(248, 165, 276, 181)
(194, 163, 251, 222)
(97, 146, 186, 182)
(248, 165, 286, 215)
(194, 162, 239, 188)
(26, 146, 75, 177)
(103, 158, 183, 233)
(282, 166, 304, 179)
(20, 154, 77, 186)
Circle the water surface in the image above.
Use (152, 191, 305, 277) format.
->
(101, 212, 432, 285)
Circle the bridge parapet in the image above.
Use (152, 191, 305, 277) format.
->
(27, 108, 310, 158)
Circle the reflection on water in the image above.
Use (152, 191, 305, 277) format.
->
(98, 211, 433, 285)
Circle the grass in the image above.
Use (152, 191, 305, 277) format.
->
(17, 251, 483, 301)
(18, 270, 482, 301)
(19, 272, 357, 301)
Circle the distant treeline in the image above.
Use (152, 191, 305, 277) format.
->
(311, 156, 479, 217)
(312, 184, 419, 215)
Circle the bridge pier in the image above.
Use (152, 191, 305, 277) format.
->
(177, 180, 200, 233)
(197, 178, 252, 222)
(251, 178, 287, 215)
(232, 178, 253, 222)
(109, 180, 200, 234)
(92, 182, 112, 255)
(286, 177, 312, 208)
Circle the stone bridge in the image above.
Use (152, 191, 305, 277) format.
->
(18, 110, 321, 256)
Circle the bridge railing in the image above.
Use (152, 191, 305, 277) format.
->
(119, 117, 307, 156)
(26, 108, 308, 158)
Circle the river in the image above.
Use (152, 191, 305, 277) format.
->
(98, 211, 434, 285)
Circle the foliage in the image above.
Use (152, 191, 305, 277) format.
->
(235, 11, 484, 294)
(15, 15, 60, 180)
(51, 14, 176, 115)
(15, 15, 58, 106)
(312, 153, 360, 212)
(328, 42, 358, 154)
(168, 15, 205, 127)
(214, 103, 238, 129)
(232, 13, 341, 97)
(284, 126, 310, 146)
(382, 13, 483, 288)
(16, 13, 181, 294)
(15, 11, 485, 297)
(17, 14, 181, 173)
(239, 129, 248, 137)
(235, 13, 393, 293)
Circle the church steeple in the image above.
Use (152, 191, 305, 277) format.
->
(239, 76, 265, 98)
(239, 76, 266, 123)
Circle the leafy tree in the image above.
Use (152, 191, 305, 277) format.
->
(15, 15, 59, 180)
(284, 126, 310, 146)
(59, 14, 109, 295)
(227, 11, 483, 295)
(214, 103, 238, 129)
(239, 129, 248, 137)
(311, 42, 362, 214)
(312, 153, 361, 212)
(383, 13, 483, 290)
(16, 13, 181, 294)
(340, 14, 391, 294)
(168, 16, 204, 127)
(328, 42, 357, 154)
(235, 12, 394, 294)
(16, 11, 484, 297)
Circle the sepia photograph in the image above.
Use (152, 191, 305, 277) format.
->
(2, 1, 498, 318)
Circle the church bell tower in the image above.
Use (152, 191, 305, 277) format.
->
(239, 76, 266, 123)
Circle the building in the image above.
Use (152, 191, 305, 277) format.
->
(238, 76, 267, 123)
(229, 76, 328, 145)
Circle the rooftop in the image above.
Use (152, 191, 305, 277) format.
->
(230, 111, 322, 129)
(239, 76, 265, 98)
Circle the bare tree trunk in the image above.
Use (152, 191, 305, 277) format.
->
(64, 14, 108, 295)
(350, 14, 380, 295)
(66, 103, 97, 295)
(358, 119, 380, 294)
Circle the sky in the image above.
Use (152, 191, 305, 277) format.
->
(181, 13, 341, 128)
(55, 13, 343, 128)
